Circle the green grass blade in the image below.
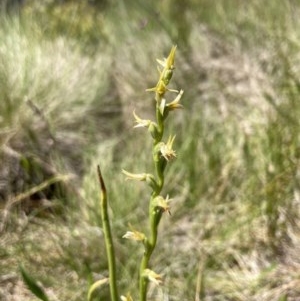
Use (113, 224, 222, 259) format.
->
(19, 265, 49, 301)
(87, 278, 109, 301)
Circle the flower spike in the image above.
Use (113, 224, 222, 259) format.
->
(122, 46, 183, 301)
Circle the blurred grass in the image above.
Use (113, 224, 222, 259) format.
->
(0, 0, 300, 300)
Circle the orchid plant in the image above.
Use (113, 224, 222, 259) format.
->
(97, 46, 184, 301)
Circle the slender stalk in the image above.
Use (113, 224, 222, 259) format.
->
(97, 165, 119, 301)
(139, 99, 165, 301)
(139, 193, 162, 301)
(139, 247, 150, 301)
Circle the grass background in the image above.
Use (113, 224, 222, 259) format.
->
(0, 0, 300, 300)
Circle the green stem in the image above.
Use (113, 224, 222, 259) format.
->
(139, 244, 150, 301)
(97, 165, 119, 301)
(139, 101, 165, 301)
(139, 198, 161, 301)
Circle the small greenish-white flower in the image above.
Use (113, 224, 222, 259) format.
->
(146, 79, 167, 96)
(146, 82, 178, 96)
(121, 293, 133, 301)
(159, 89, 181, 115)
(122, 170, 158, 190)
(122, 230, 145, 242)
(133, 110, 152, 128)
(153, 195, 172, 215)
(122, 170, 149, 181)
(143, 269, 163, 286)
(133, 110, 159, 139)
(166, 89, 184, 111)
(160, 135, 176, 161)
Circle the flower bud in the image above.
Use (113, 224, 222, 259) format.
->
(157, 45, 177, 86)
(148, 122, 160, 140)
